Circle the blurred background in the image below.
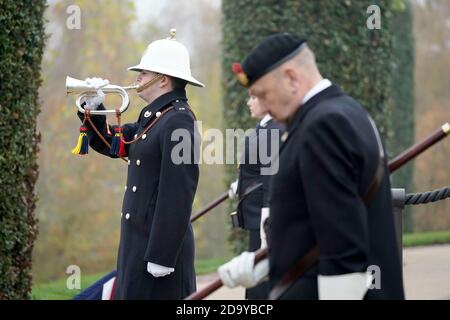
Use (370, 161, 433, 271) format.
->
(32, 0, 450, 287)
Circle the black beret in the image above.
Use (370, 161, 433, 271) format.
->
(232, 33, 307, 87)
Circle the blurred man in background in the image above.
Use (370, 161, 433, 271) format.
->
(228, 94, 284, 299)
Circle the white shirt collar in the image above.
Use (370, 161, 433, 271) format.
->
(302, 78, 332, 104)
(259, 114, 272, 127)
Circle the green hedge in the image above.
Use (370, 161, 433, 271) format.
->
(389, 2, 415, 232)
(222, 0, 408, 252)
(0, 1, 46, 299)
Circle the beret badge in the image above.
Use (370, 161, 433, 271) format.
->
(232, 63, 249, 87)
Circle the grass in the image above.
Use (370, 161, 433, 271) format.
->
(195, 257, 229, 275)
(32, 272, 108, 300)
(32, 257, 230, 300)
(403, 230, 450, 247)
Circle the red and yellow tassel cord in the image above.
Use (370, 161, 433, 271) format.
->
(72, 126, 89, 155)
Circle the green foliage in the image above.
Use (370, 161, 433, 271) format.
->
(388, 2, 415, 232)
(222, 1, 409, 252)
(0, 0, 46, 299)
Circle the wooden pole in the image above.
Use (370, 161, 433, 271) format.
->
(190, 191, 229, 222)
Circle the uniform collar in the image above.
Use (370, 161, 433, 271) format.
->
(138, 89, 187, 126)
(259, 114, 272, 127)
(302, 79, 332, 104)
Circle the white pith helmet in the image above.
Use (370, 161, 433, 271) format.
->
(128, 29, 205, 87)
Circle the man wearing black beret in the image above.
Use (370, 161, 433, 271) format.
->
(218, 33, 404, 300)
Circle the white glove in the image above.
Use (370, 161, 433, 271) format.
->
(85, 77, 109, 89)
(228, 179, 239, 199)
(83, 89, 105, 110)
(147, 262, 174, 278)
(318, 272, 373, 300)
(218, 251, 269, 288)
(83, 77, 108, 110)
(259, 207, 270, 249)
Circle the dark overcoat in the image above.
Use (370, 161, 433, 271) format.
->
(79, 89, 198, 299)
(268, 84, 404, 299)
(237, 119, 284, 231)
(236, 118, 283, 300)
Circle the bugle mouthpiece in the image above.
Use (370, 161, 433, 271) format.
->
(124, 83, 140, 91)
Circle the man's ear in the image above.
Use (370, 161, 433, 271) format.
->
(284, 68, 300, 89)
(159, 75, 170, 88)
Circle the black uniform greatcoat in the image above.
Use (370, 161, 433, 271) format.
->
(237, 118, 284, 231)
(268, 84, 404, 299)
(78, 89, 199, 299)
(236, 118, 283, 300)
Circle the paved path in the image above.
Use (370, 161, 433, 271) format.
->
(403, 244, 450, 300)
(196, 244, 450, 300)
(196, 273, 245, 300)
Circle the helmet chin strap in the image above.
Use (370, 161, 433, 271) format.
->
(136, 73, 163, 93)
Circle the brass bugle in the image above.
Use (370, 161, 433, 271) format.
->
(66, 76, 139, 115)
